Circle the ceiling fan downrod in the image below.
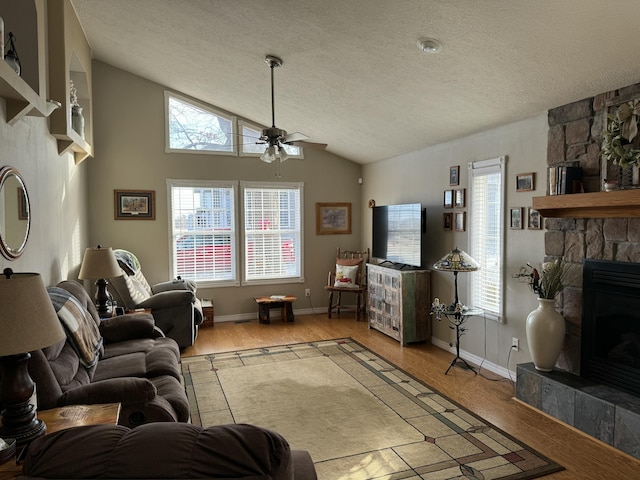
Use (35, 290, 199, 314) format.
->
(265, 55, 283, 129)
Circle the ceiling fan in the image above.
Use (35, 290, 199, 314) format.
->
(257, 55, 327, 164)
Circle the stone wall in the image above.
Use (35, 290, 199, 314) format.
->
(545, 81, 640, 374)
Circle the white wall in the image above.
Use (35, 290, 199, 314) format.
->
(0, 105, 89, 285)
(362, 113, 549, 372)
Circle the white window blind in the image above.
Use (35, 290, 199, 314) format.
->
(242, 182, 303, 284)
(468, 156, 506, 321)
(168, 180, 238, 285)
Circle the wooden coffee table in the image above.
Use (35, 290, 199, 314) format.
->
(254, 296, 297, 324)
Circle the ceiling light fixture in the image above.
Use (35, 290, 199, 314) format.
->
(417, 37, 443, 54)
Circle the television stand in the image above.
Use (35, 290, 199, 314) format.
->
(366, 263, 431, 345)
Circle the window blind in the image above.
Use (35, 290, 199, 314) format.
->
(468, 157, 506, 320)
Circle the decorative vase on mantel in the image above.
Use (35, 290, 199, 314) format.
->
(526, 298, 565, 372)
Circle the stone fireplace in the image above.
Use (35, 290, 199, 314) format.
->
(516, 81, 640, 460)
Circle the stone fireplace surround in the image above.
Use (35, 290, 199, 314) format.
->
(515, 81, 640, 460)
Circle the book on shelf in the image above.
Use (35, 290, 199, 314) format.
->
(548, 166, 583, 195)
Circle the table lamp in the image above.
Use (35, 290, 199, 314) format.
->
(0, 268, 66, 445)
(433, 247, 479, 308)
(78, 245, 122, 317)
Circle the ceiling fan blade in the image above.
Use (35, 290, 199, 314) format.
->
(290, 140, 327, 150)
(282, 132, 309, 143)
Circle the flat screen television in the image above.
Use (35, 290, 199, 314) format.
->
(372, 203, 424, 268)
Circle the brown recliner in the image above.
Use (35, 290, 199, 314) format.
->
(21, 423, 317, 480)
(28, 280, 189, 428)
(109, 249, 203, 348)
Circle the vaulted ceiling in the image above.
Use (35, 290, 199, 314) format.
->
(71, 0, 640, 164)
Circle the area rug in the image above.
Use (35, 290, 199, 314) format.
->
(181, 338, 563, 480)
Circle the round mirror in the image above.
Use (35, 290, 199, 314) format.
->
(0, 166, 31, 260)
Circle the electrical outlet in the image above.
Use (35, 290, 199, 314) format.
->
(512, 337, 519, 351)
(305, 288, 310, 297)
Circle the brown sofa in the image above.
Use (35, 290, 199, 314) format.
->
(20, 423, 317, 480)
(28, 280, 189, 428)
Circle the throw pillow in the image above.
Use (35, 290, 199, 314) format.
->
(334, 264, 359, 288)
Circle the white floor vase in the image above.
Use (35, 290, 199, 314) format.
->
(526, 298, 566, 372)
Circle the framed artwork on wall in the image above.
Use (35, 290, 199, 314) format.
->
(443, 190, 454, 208)
(528, 207, 542, 230)
(114, 190, 156, 220)
(454, 212, 466, 232)
(510, 207, 523, 229)
(449, 165, 460, 186)
(516, 172, 535, 192)
(316, 202, 352, 235)
(443, 212, 452, 231)
(454, 188, 466, 208)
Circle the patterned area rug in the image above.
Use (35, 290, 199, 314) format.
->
(181, 338, 563, 480)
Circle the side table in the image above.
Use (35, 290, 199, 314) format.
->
(0, 403, 121, 479)
(254, 296, 296, 324)
(201, 299, 214, 328)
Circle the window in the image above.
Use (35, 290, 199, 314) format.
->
(168, 180, 238, 286)
(238, 120, 302, 158)
(242, 182, 303, 284)
(468, 156, 506, 321)
(165, 92, 236, 154)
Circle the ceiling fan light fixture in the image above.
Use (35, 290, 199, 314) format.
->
(278, 146, 289, 163)
(261, 145, 277, 163)
(417, 37, 442, 54)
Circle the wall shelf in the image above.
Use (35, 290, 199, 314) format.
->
(532, 190, 640, 218)
(0, 0, 56, 124)
(47, 0, 94, 164)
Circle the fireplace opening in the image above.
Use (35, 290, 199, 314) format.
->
(581, 259, 640, 396)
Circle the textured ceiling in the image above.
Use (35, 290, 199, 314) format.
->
(71, 0, 640, 164)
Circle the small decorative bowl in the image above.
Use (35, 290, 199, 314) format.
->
(0, 437, 16, 465)
(603, 180, 618, 192)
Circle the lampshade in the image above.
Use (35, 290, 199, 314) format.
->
(0, 269, 65, 356)
(78, 245, 122, 280)
(278, 145, 289, 163)
(433, 247, 479, 272)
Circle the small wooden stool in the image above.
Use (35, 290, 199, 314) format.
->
(254, 296, 297, 324)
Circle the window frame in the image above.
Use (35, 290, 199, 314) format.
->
(240, 181, 305, 286)
(164, 91, 238, 155)
(167, 179, 240, 288)
(467, 155, 507, 322)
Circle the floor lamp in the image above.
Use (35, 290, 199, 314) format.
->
(78, 245, 122, 318)
(0, 269, 66, 446)
(433, 247, 480, 373)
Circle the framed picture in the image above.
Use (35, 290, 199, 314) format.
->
(454, 188, 466, 208)
(316, 202, 352, 235)
(516, 172, 535, 192)
(449, 165, 460, 186)
(443, 212, 452, 231)
(17, 187, 28, 220)
(510, 207, 523, 229)
(454, 212, 466, 232)
(114, 190, 156, 220)
(443, 190, 454, 208)
(528, 207, 542, 230)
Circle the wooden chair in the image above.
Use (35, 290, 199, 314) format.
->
(324, 248, 370, 321)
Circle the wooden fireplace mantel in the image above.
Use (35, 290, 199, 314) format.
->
(532, 189, 640, 218)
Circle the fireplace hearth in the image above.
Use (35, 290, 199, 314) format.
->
(581, 259, 640, 397)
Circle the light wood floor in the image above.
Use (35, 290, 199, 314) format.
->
(183, 313, 640, 479)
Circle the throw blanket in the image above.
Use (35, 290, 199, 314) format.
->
(114, 249, 139, 276)
(47, 287, 103, 368)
